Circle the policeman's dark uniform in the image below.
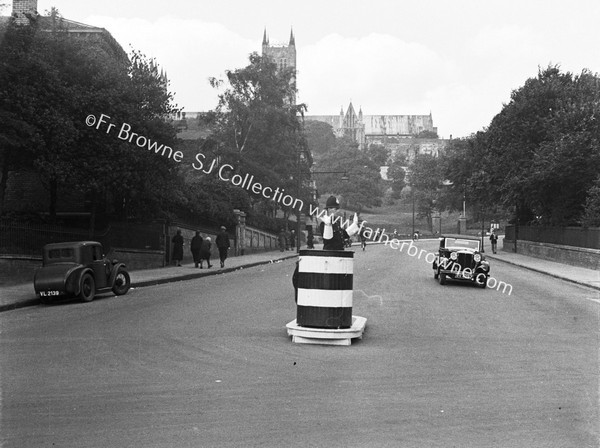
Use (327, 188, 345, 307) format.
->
(319, 217, 349, 251)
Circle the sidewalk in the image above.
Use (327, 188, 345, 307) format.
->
(485, 248, 600, 292)
(0, 251, 298, 313)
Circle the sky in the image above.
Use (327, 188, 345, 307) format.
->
(3, 0, 600, 139)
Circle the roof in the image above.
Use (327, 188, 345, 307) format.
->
(43, 241, 102, 249)
(440, 234, 481, 241)
(38, 16, 106, 33)
(0, 13, 128, 62)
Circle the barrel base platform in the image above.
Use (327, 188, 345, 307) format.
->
(286, 316, 367, 346)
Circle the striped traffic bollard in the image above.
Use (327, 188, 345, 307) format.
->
(296, 249, 353, 329)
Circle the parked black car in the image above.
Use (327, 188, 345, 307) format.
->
(432, 234, 490, 288)
(34, 241, 130, 302)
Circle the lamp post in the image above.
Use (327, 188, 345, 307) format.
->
(480, 206, 485, 253)
(411, 187, 415, 239)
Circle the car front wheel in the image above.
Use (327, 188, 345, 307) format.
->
(475, 273, 487, 288)
(439, 272, 446, 285)
(79, 273, 96, 302)
(112, 269, 131, 295)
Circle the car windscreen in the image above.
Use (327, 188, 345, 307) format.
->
(444, 238, 479, 251)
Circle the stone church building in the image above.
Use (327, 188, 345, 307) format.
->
(260, 29, 448, 161)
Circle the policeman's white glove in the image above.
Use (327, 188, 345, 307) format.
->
(346, 213, 360, 236)
(320, 214, 333, 239)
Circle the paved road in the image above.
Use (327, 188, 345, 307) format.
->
(1, 241, 598, 447)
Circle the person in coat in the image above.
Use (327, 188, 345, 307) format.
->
(489, 229, 498, 254)
(171, 229, 184, 266)
(199, 236, 212, 268)
(278, 228, 287, 252)
(216, 226, 230, 268)
(190, 231, 203, 268)
(306, 227, 314, 249)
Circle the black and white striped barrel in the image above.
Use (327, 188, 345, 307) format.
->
(296, 249, 354, 329)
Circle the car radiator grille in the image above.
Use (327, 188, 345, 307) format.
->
(457, 253, 473, 268)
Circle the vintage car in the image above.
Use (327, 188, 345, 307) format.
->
(432, 234, 490, 288)
(34, 241, 130, 302)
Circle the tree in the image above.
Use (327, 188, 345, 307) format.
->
(386, 153, 406, 199)
(366, 142, 389, 166)
(0, 12, 182, 227)
(208, 53, 313, 221)
(483, 65, 600, 225)
(313, 136, 383, 210)
(303, 120, 336, 157)
(440, 132, 494, 214)
(417, 130, 438, 139)
(408, 154, 445, 231)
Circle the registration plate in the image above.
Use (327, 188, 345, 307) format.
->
(40, 290, 60, 297)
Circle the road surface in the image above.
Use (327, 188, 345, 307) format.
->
(1, 241, 598, 447)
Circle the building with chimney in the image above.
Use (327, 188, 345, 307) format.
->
(1, 0, 128, 62)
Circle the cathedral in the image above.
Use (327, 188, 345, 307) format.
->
(307, 102, 439, 151)
(260, 29, 447, 159)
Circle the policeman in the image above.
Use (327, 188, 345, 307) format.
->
(293, 195, 358, 302)
(319, 196, 349, 250)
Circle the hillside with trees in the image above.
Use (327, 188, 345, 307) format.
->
(441, 66, 600, 228)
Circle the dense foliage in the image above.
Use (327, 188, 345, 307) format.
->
(205, 53, 313, 223)
(438, 66, 600, 227)
(0, 13, 181, 229)
(311, 135, 384, 211)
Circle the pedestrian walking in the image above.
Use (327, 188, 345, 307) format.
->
(489, 229, 498, 254)
(171, 229, 184, 266)
(285, 229, 291, 250)
(290, 229, 296, 251)
(359, 225, 367, 251)
(216, 226, 230, 268)
(306, 228, 314, 249)
(190, 231, 203, 268)
(199, 236, 212, 268)
(278, 228, 287, 252)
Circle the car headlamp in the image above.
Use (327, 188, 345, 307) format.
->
(450, 252, 458, 260)
(474, 254, 481, 262)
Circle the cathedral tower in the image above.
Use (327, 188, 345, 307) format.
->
(12, 0, 38, 25)
(261, 28, 297, 104)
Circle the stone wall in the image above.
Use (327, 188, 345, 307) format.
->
(502, 239, 600, 270)
(108, 248, 165, 271)
(0, 256, 42, 286)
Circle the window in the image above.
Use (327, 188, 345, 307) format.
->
(48, 248, 74, 259)
(92, 246, 103, 261)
